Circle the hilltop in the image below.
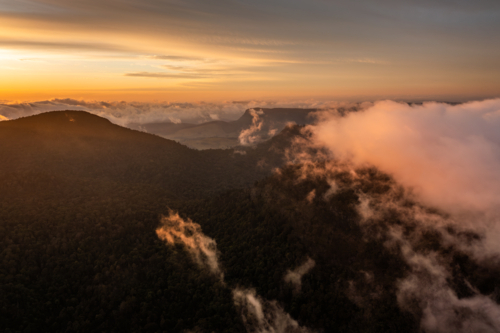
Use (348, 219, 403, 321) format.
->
(0, 110, 296, 200)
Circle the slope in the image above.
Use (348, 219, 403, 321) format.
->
(0, 110, 300, 333)
(0, 110, 284, 200)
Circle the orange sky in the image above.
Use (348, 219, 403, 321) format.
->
(1, 0, 499, 102)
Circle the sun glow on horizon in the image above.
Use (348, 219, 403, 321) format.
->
(1, 0, 499, 102)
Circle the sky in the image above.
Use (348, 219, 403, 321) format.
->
(1, 0, 500, 102)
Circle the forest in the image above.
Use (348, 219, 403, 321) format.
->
(1, 111, 500, 333)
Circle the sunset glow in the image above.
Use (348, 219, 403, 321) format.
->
(1, 0, 499, 102)
(3, 2, 500, 331)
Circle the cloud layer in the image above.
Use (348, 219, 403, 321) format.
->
(292, 98, 500, 332)
(156, 211, 222, 279)
(311, 99, 500, 216)
(0, 98, 359, 126)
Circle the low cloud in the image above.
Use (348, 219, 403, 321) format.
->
(233, 288, 312, 333)
(0, 98, 356, 128)
(0, 99, 249, 125)
(239, 109, 264, 145)
(289, 155, 500, 332)
(393, 227, 500, 333)
(284, 257, 315, 292)
(310, 99, 500, 216)
(288, 98, 500, 332)
(156, 210, 314, 332)
(156, 211, 222, 279)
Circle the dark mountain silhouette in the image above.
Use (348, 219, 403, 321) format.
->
(0, 110, 294, 200)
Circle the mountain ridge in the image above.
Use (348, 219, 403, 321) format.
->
(0, 110, 298, 200)
(127, 107, 317, 149)
(2, 109, 498, 333)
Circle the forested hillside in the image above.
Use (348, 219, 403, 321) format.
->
(0, 111, 297, 199)
(2, 111, 500, 333)
(0, 111, 296, 332)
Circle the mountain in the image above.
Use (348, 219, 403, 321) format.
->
(2, 110, 497, 333)
(127, 108, 317, 149)
(0, 110, 292, 200)
(0, 110, 300, 333)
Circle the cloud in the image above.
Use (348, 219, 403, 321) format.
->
(160, 65, 233, 74)
(127, 62, 254, 81)
(19, 58, 47, 62)
(161, 65, 195, 71)
(125, 72, 210, 79)
(156, 211, 222, 279)
(275, 98, 500, 332)
(126, 64, 247, 79)
(149, 55, 207, 62)
(0, 98, 357, 127)
(0, 114, 9, 121)
(392, 227, 500, 333)
(287, 150, 500, 332)
(305, 189, 316, 203)
(233, 288, 312, 333)
(284, 257, 315, 292)
(310, 99, 500, 216)
(156, 210, 314, 332)
(0, 38, 131, 53)
(239, 109, 264, 145)
(0, 99, 248, 125)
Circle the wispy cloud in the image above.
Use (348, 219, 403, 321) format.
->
(284, 257, 316, 292)
(148, 55, 208, 62)
(160, 65, 229, 73)
(124, 72, 210, 79)
(126, 61, 254, 80)
(19, 58, 47, 62)
(156, 211, 314, 332)
(156, 211, 223, 279)
(238, 109, 264, 145)
(286, 98, 500, 331)
(0, 38, 131, 53)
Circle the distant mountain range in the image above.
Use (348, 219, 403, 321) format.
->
(127, 108, 317, 149)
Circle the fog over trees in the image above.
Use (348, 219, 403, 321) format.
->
(2, 104, 500, 333)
